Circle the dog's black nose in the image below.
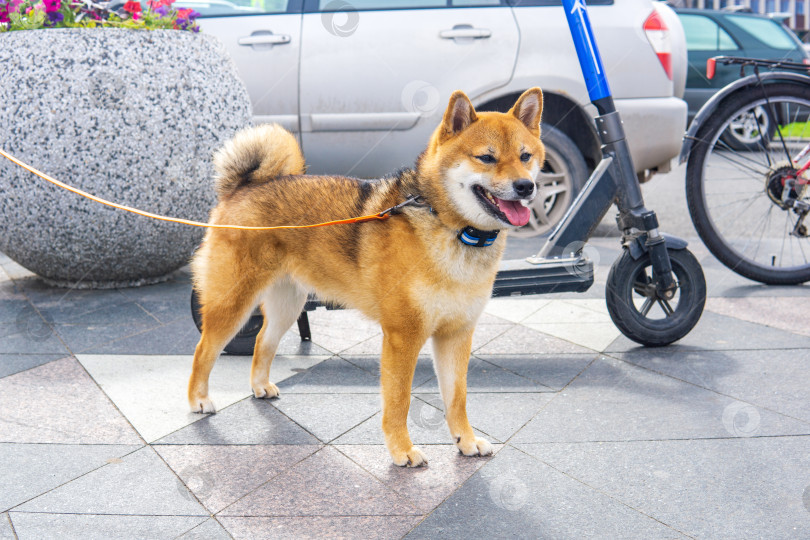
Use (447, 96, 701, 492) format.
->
(513, 179, 535, 198)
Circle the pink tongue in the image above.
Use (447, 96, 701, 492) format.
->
(495, 198, 530, 227)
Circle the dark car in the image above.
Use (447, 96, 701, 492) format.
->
(676, 8, 808, 147)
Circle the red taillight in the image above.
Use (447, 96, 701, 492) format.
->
(644, 10, 672, 81)
(707, 58, 716, 79)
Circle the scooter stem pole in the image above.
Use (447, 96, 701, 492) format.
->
(562, 0, 612, 108)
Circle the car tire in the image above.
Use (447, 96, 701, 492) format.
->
(511, 124, 588, 238)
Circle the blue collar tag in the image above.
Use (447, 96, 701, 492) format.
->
(458, 226, 499, 247)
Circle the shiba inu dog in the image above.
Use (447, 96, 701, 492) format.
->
(188, 88, 544, 466)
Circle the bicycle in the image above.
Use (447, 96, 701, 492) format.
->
(681, 56, 810, 285)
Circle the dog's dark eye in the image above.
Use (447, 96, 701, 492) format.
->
(476, 154, 497, 164)
(520, 152, 532, 163)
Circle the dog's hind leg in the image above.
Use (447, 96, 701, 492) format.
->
(432, 327, 493, 457)
(188, 276, 263, 414)
(251, 277, 308, 399)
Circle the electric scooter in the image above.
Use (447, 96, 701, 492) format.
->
(192, 0, 706, 352)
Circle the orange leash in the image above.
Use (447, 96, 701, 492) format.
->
(0, 148, 394, 230)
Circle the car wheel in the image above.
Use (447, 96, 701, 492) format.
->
(511, 124, 588, 238)
(719, 105, 776, 151)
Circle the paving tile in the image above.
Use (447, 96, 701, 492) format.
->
(83, 316, 202, 355)
(511, 356, 810, 443)
(615, 348, 810, 424)
(517, 436, 810, 539)
(305, 308, 382, 354)
(525, 322, 620, 352)
(523, 299, 611, 325)
(155, 444, 319, 513)
(475, 324, 593, 355)
(332, 396, 491, 445)
(218, 516, 421, 540)
(0, 320, 68, 355)
(270, 393, 381, 442)
(0, 353, 63, 378)
(414, 356, 554, 394)
(0, 514, 13, 540)
(405, 445, 685, 539)
(52, 303, 163, 353)
(118, 279, 194, 324)
(339, 334, 432, 356)
(0, 357, 141, 444)
(278, 356, 381, 393)
(0, 443, 140, 512)
(156, 398, 319, 445)
(0, 260, 35, 281)
(19, 281, 129, 325)
(0, 298, 32, 324)
(177, 518, 233, 540)
(220, 447, 419, 517)
(17, 446, 207, 516)
(9, 513, 205, 540)
(341, 354, 435, 389)
(336, 444, 498, 513)
(706, 296, 810, 337)
(606, 311, 810, 353)
(413, 392, 555, 443)
(477, 353, 596, 391)
(76, 354, 325, 442)
(483, 297, 549, 323)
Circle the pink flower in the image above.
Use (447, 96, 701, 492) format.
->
(123, 0, 141, 13)
(43, 0, 60, 13)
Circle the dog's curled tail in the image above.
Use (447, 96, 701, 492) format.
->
(212, 124, 305, 199)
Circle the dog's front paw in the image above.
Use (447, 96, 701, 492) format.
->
(252, 381, 280, 399)
(189, 396, 216, 414)
(456, 436, 493, 457)
(390, 446, 428, 468)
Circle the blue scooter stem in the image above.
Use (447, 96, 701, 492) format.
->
(562, 0, 612, 107)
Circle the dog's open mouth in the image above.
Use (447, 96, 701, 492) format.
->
(473, 185, 531, 227)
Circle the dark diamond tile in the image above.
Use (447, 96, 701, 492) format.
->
(615, 348, 810, 424)
(0, 299, 32, 324)
(218, 516, 421, 540)
(118, 280, 193, 324)
(705, 297, 810, 337)
(84, 316, 201, 355)
(155, 444, 319, 513)
(271, 393, 380, 442)
(220, 447, 418, 517)
(414, 356, 554, 394)
(178, 518, 232, 540)
(606, 311, 810, 353)
(0, 353, 63, 378)
(511, 356, 810, 443)
(476, 353, 596, 391)
(517, 436, 810, 539)
(414, 392, 555, 443)
(0, 357, 141, 444)
(52, 304, 162, 353)
(9, 513, 205, 540)
(0, 322, 68, 355)
(405, 445, 684, 539)
(156, 398, 319, 445)
(475, 324, 592, 355)
(278, 357, 380, 393)
(336, 444, 498, 513)
(0, 443, 140, 512)
(341, 354, 435, 389)
(21, 283, 129, 325)
(16, 447, 207, 516)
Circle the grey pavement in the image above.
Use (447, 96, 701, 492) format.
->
(1, 164, 810, 539)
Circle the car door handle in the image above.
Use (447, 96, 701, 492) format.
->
(439, 27, 492, 40)
(238, 33, 291, 46)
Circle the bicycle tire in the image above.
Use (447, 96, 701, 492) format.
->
(686, 82, 810, 285)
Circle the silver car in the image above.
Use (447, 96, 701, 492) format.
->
(183, 0, 687, 237)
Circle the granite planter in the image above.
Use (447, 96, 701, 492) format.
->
(0, 28, 252, 288)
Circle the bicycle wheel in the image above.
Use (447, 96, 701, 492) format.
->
(686, 82, 810, 284)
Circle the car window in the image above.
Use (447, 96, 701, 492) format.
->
(725, 15, 798, 50)
(176, 0, 293, 16)
(679, 14, 739, 51)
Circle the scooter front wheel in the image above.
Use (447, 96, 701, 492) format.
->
(605, 247, 706, 347)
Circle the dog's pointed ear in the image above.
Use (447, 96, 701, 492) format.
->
(440, 91, 478, 141)
(509, 87, 543, 135)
